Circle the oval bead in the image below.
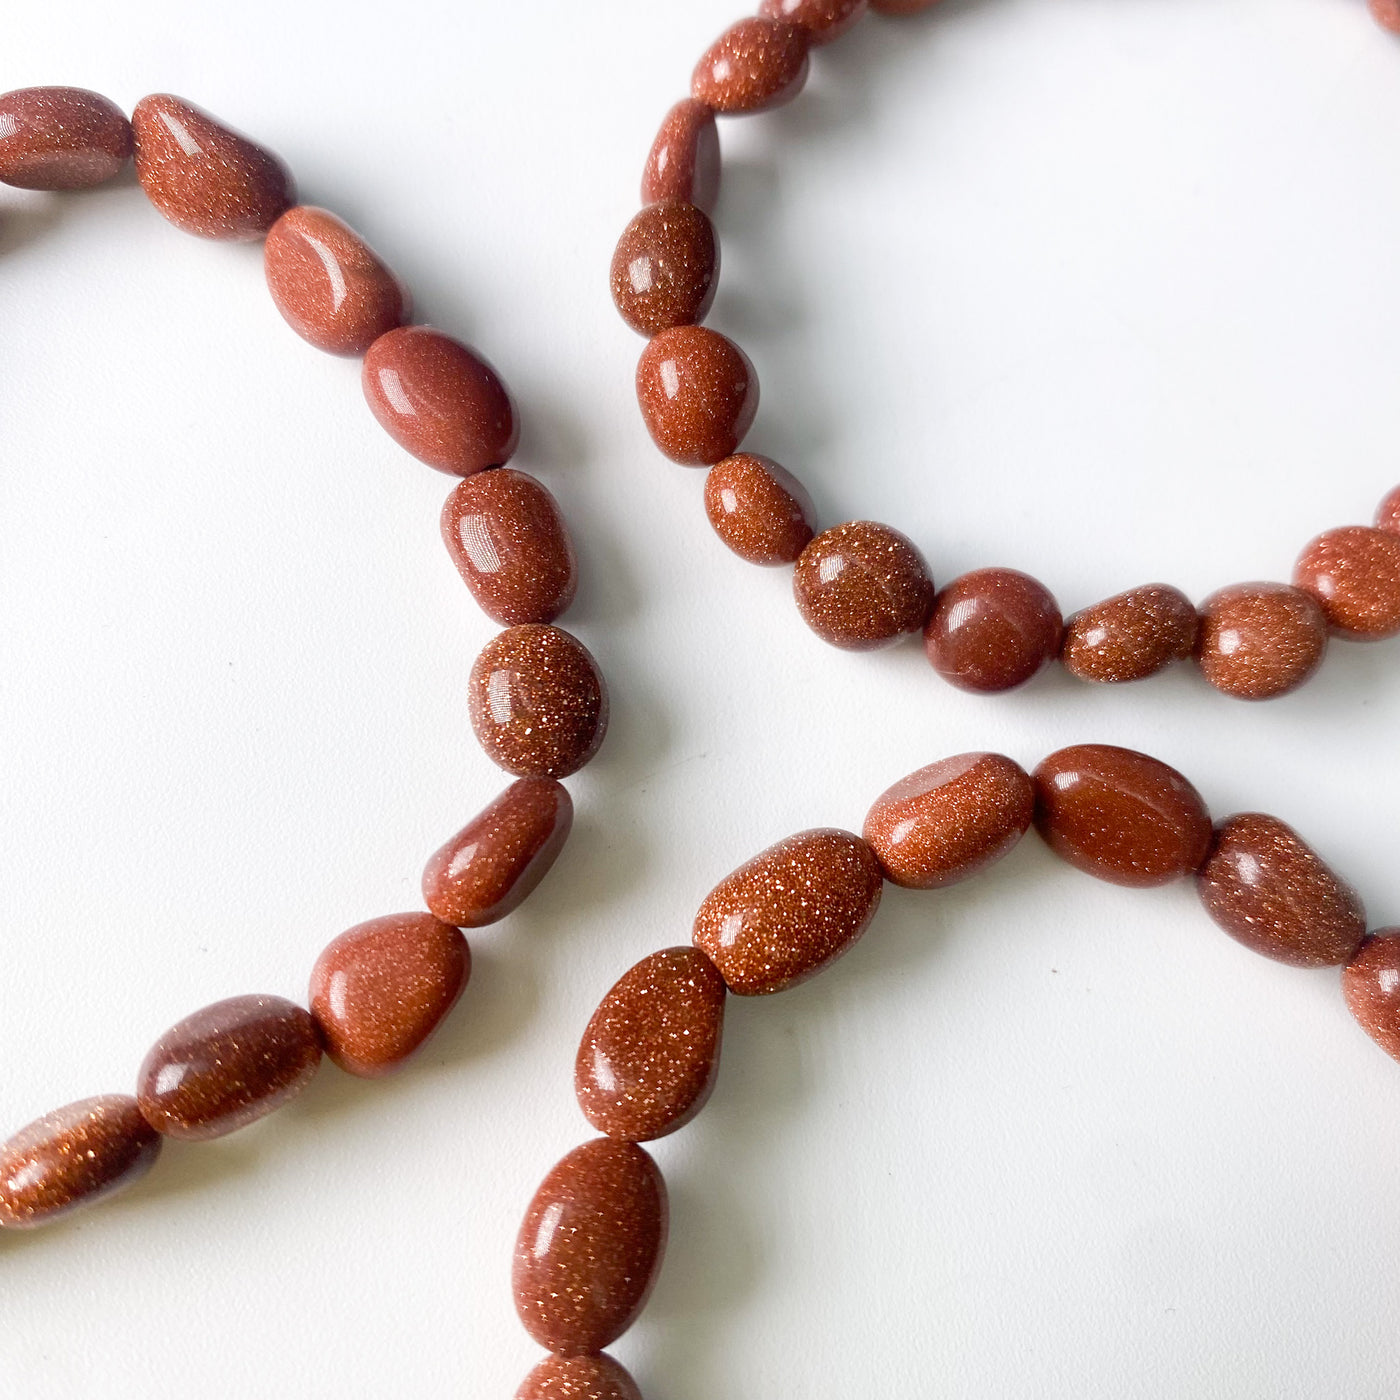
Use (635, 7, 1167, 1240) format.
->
(0, 87, 132, 190)
(1061, 583, 1198, 684)
(576, 947, 727, 1142)
(309, 914, 470, 1078)
(1196, 813, 1366, 967)
(864, 753, 1034, 890)
(422, 778, 574, 927)
(1195, 582, 1327, 701)
(704, 452, 816, 565)
(513, 1138, 668, 1356)
(136, 995, 321, 1141)
(1377, 485, 1400, 536)
(264, 205, 409, 356)
(441, 469, 578, 625)
(793, 521, 935, 650)
(636, 325, 758, 467)
(611, 201, 719, 337)
(0, 1096, 160, 1229)
(1293, 526, 1400, 640)
(641, 99, 720, 212)
(1033, 744, 1212, 888)
(363, 326, 519, 476)
(1371, 0, 1400, 33)
(692, 18, 812, 114)
(515, 1354, 643, 1400)
(131, 94, 294, 240)
(469, 625, 608, 779)
(1343, 931, 1400, 1061)
(923, 567, 1063, 693)
(759, 0, 868, 44)
(692, 829, 884, 996)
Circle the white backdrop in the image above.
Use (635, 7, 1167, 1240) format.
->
(3, 1, 1400, 1395)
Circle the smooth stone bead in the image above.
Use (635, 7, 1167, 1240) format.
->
(923, 567, 1063, 693)
(441, 469, 578, 625)
(1377, 485, 1400, 536)
(610, 201, 719, 337)
(1195, 582, 1327, 701)
(1196, 813, 1366, 967)
(704, 452, 816, 565)
(469, 625, 608, 779)
(309, 914, 470, 1077)
(693, 18, 811, 114)
(515, 1354, 642, 1400)
(1060, 583, 1198, 684)
(1033, 744, 1212, 888)
(636, 325, 758, 467)
(759, 0, 868, 43)
(641, 99, 720, 212)
(863, 752, 1034, 890)
(1293, 526, 1400, 640)
(692, 829, 884, 996)
(264, 205, 409, 356)
(136, 995, 321, 1140)
(513, 1138, 668, 1355)
(422, 778, 573, 926)
(793, 521, 934, 650)
(1371, 0, 1400, 33)
(1343, 931, 1400, 1061)
(576, 947, 727, 1142)
(0, 87, 132, 190)
(131, 94, 294, 240)
(363, 326, 519, 476)
(0, 1096, 160, 1229)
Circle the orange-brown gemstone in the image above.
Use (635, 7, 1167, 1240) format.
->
(923, 567, 1063, 693)
(0, 1096, 160, 1229)
(0, 87, 132, 190)
(515, 1354, 643, 1400)
(513, 1138, 668, 1356)
(704, 452, 816, 565)
(422, 778, 573, 927)
(636, 325, 758, 466)
(1195, 582, 1328, 701)
(131, 94, 294, 240)
(1293, 526, 1400, 640)
(611, 201, 719, 337)
(1377, 485, 1400, 536)
(863, 753, 1034, 889)
(309, 914, 470, 1077)
(1196, 814, 1366, 967)
(1060, 584, 1198, 684)
(1371, 0, 1400, 33)
(641, 99, 720, 212)
(1343, 931, 1400, 1061)
(759, 0, 867, 43)
(692, 18, 812, 114)
(692, 829, 884, 996)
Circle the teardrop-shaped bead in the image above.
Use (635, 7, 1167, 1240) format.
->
(641, 99, 720, 212)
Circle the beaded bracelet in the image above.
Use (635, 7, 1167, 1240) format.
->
(612, 0, 1400, 700)
(0, 86, 606, 1227)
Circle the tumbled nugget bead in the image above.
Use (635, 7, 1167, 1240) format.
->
(1343, 931, 1400, 1061)
(363, 326, 519, 476)
(0, 1096, 160, 1229)
(136, 995, 321, 1140)
(131, 94, 294, 240)
(693, 18, 812, 114)
(422, 777, 573, 926)
(692, 829, 884, 995)
(611, 201, 719, 337)
(1033, 744, 1212, 888)
(1060, 584, 1198, 684)
(636, 325, 758, 466)
(1371, 0, 1400, 33)
(1195, 582, 1327, 700)
(705, 452, 816, 565)
(1377, 486, 1400, 536)
(309, 914, 470, 1077)
(469, 625, 608, 779)
(513, 1138, 668, 1355)
(923, 567, 1063, 693)
(1293, 526, 1400, 640)
(515, 1354, 643, 1400)
(576, 947, 727, 1142)
(0, 87, 132, 190)
(641, 99, 720, 212)
(759, 0, 868, 44)
(1196, 814, 1366, 967)
(864, 752, 1034, 889)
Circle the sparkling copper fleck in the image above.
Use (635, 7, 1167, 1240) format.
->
(1343, 930, 1400, 1061)
(1060, 583, 1198, 684)
(692, 17, 812, 114)
(1195, 582, 1327, 700)
(758, 0, 868, 44)
(636, 325, 758, 466)
(0, 86, 131, 190)
(1293, 525, 1400, 640)
(923, 567, 1063, 693)
(641, 99, 720, 212)
(611, 200, 719, 338)
(705, 452, 816, 565)
(515, 1354, 643, 1400)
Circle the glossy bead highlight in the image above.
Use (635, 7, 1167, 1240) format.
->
(0, 87, 132, 190)
(1195, 583, 1327, 700)
(1293, 526, 1400, 640)
(641, 99, 720, 212)
(1343, 931, 1400, 1061)
(759, 0, 868, 44)
(636, 325, 758, 466)
(692, 18, 812, 114)
(1060, 584, 1198, 683)
(611, 201, 719, 337)
(705, 453, 816, 565)
(924, 567, 1063, 693)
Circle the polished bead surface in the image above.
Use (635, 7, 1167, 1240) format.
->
(641, 99, 720, 212)
(1343, 931, 1400, 1061)
(513, 1138, 668, 1355)
(1033, 744, 1212, 888)
(422, 778, 573, 927)
(0, 1096, 160, 1229)
(576, 947, 727, 1142)
(515, 1354, 643, 1400)
(363, 326, 518, 476)
(611, 201, 719, 337)
(441, 469, 578, 625)
(469, 625, 608, 779)
(1196, 814, 1366, 967)
(131, 94, 294, 240)
(693, 17, 811, 114)
(1293, 526, 1400, 640)
(704, 452, 816, 565)
(793, 521, 934, 650)
(864, 753, 1034, 890)
(1377, 485, 1400, 536)
(759, 0, 867, 43)
(136, 995, 321, 1140)
(1195, 582, 1328, 701)
(636, 325, 758, 466)
(692, 829, 884, 996)
(1371, 0, 1400, 33)
(923, 567, 1063, 693)
(263, 205, 408, 356)
(0, 87, 132, 190)
(309, 914, 470, 1078)
(1060, 584, 1198, 684)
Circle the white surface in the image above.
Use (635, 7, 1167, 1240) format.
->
(2, 0, 1399, 1394)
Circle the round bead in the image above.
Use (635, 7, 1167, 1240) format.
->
(610, 201, 719, 337)
(468, 625, 608, 779)
(692, 18, 812, 115)
(1343, 931, 1400, 1062)
(515, 1354, 643, 1400)
(1195, 582, 1327, 701)
(1371, 0, 1400, 33)
(758, 0, 868, 44)
(641, 99, 720, 212)
(0, 87, 132, 190)
(923, 567, 1063, 693)
(636, 325, 758, 466)
(1376, 485, 1400, 536)
(705, 453, 816, 565)
(1032, 744, 1212, 888)
(1293, 526, 1400, 640)
(1060, 583, 1198, 683)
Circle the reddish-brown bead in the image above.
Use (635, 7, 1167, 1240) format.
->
(636, 325, 758, 466)
(693, 18, 812, 115)
(704, 452, 816, 565)
(1060, 584, 1199, 684)
(641, 99, 720, 212)
(0, 87, 132, 190)
(759, 0, 868, 44)
(1377, 485, 1400, 536)
(515, 1354, 643, 1400)
(1195, 582, 1328, 701)
(1343, 931, 1400, 1061)
(923, 567, 1063, 693)
(611, 201, 719, 337)
(1370, 0, 1400, 33)
(1293, 526, 1400, 640)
